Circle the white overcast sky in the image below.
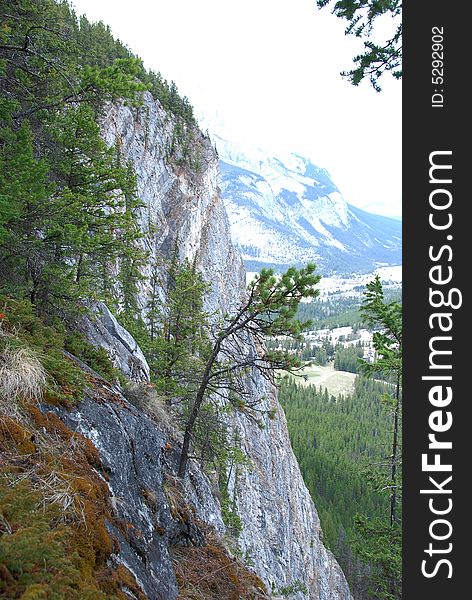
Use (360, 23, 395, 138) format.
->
(71, 0, 402, 217)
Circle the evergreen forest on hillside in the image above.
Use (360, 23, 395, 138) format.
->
(279, 375, 400, 598)
(0, 0, 199, 318)
(296, 287, 402, 331)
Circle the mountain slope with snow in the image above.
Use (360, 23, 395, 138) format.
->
(216, 137, 401, 275)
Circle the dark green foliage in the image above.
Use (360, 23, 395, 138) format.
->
(279, 374, 395, 598)
(0, 119, 51, 248)
(0, 1, 145, 137)
(297, 294, 363, 329)
(0, 0, 200, 319)
(145, 258, 211, 400)
(0, 0, 194, 123)
(279, 376, 392, 545)
(353, 275, 402, 598)
(352, 516, 402, 600)
(11, 107, 143, 309)
(359, 276, 402, 526)
(74, 13, 196, 124)
(279, 580, 308, 597)
(245, 265, 319, 339)
(309, 344, 329, 365)
(0, 1, 147, 315)
(0, 295, 86, 404)
(295, 287, 401, 330)
(334, 343, 364, 373)
(63, 330, 118, 382)
(360, 276, 402, 381)
(317, 0, 402, 91)
(292, 340, 331, 364)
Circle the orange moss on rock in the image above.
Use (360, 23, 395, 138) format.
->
(86, 379, 130, 409)
(95, 564, 149, 600)
(28, 406, 101, 469)
(29, 405, 73, 436)
(0, 416, 36, 455)
(0, 402, 147, 599)
(32, 408, 116, 574)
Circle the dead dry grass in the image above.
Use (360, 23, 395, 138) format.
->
(9, 465, 85, 523)
(0, 342, 47, 406)
(122, 381, 176, 429)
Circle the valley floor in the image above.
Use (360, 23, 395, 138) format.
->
(297, 364, 357, 397)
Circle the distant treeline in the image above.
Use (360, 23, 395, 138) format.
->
(296, 287, 402, 330)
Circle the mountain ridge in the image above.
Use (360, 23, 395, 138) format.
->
(215, 137, 402, 275)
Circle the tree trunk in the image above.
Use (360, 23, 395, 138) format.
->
(75, 253, 83, 284)
(177, 379, 208, 478)
(177, 340, 221, 478)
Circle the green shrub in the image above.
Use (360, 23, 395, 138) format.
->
(0, 297, 85, 406)
(64, 331, 117, 382)
(0, 477, 106, 599)
(279, 580, 308, 597)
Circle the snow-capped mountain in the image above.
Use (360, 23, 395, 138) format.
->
(215, 136, 402, 275)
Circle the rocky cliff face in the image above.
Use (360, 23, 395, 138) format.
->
(100, 94, 245, 315)
(44, 369, 231, 600)
(83, 92, 353, 599)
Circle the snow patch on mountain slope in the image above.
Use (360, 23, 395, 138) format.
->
(215, 136, 401, 274)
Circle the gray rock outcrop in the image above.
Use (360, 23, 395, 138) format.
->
(77, 301, 150, 382)
(44, 381, 224, 600)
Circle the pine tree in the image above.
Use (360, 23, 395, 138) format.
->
(147, 257, 211, 401)
(360, 275, 402, 526)
(178, 263, 320, 478)
(316, 0, 402, 90)
(0, 119, 54, 303)
(0, 106, 144, 313)
(0, 0, 149, 315)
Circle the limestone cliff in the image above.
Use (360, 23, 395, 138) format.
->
(83, 91, 353, 599)
(100, 93, 245, 316)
